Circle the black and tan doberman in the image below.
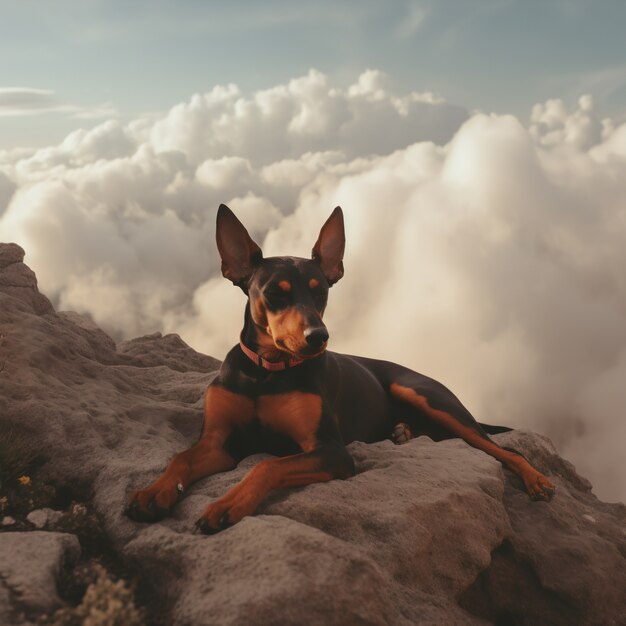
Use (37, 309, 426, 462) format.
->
(126, 205, 555, 533)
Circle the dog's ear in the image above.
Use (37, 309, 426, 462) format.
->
(312, 206, 345, 285)
(216, 204, 263, 288)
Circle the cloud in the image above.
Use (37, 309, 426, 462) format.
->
(0, 170, 16, 217)
(0, 88, 58, 114)
(146, 69, 465, 166)
(529, 95, 605, 149)
(0, 87, 117, 119)
(1, 71, 625, 502)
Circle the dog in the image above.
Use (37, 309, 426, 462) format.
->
(125, 205, 555, 533)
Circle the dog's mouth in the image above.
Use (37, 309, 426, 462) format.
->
(297, 345, 327, 359)
(275, 339, 327, 360)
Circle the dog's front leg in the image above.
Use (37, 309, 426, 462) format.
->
(126, 384, 254, 523)
(195, 441, 355, 534)
(126, 442, 237, 522)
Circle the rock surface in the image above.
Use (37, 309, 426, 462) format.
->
(0, 242, 625, 625)
(0, 531, 80, 623)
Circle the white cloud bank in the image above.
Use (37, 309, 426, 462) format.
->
(1, 70, 625, 502)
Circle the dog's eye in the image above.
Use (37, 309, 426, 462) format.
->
(264, 290, 290, 308)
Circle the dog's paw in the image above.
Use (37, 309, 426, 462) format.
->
(125, 480, 181, 523)
(195, 511, 232, 535)
(524, 471, 556, 502)
(195, 489, 258, 535)
(391, 422, 414, 445)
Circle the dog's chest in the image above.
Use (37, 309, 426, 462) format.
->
(255, 392, 322, 452)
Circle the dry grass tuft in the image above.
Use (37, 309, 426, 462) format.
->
(52, 563, 144, 626)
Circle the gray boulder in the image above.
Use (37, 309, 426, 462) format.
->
(0, 242, 624, 625)
(0, 531, 80, 623)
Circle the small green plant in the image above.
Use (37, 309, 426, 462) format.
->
(52, 564, 144, 626)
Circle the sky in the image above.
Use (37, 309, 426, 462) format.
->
(1, 1, 626, 502)
(2, 0, 626, 147)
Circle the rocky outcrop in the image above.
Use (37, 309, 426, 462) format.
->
(0, 242, 625, 625)
(0, 243, 53, 315)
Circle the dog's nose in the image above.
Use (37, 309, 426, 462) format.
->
(304, 327, 329, 348)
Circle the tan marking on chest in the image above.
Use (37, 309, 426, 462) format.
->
(202, 386, 255, 444)
(257, 392, 322, 452)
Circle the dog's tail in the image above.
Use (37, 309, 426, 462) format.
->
(479, 422, 513, 435)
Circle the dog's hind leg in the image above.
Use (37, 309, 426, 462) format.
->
(387, 373, 555, 501)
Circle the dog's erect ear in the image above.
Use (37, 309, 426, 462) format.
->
(312, 206, 345, 285)
(216, 204, 263, 288)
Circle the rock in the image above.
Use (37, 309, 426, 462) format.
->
(0, 242, 625, 625)
(26, 508, 64, 529)
(26, 509, 48, 529)
(124, 441, 508, 626)
(57, 311, 117, 352)
(0, 243, 53, 315)
(0, 531, 80, 619)
(2, 515, 16, 526)
(459, 430, 626, 626)
(0, 242, 25, 268)
(118, 331, 221, 373)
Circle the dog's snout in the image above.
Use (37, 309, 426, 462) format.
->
(304, 327, 329, 348)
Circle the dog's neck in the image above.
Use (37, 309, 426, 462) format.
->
(240, 302, 293, 363)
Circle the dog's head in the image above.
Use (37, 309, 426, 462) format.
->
(216, 204, 344, 359)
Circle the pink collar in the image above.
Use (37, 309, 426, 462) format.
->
(239, 333, 305, 371)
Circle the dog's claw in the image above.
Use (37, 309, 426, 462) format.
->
(125, 496, 170, 523)
(530, 485, 556, 502)
(124, 501, 139, 518)
(525, 473, 556, 502)
(195, 517, 220, 535)
(195, 510, 232, 535)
